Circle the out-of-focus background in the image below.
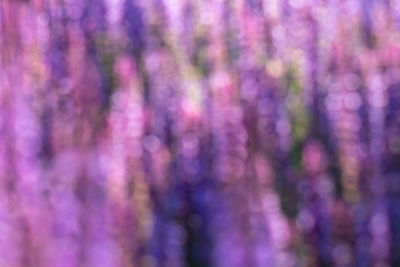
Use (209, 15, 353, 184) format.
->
(1, 0, 400, 266)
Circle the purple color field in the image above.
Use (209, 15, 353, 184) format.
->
(1, 0, 400, 266)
